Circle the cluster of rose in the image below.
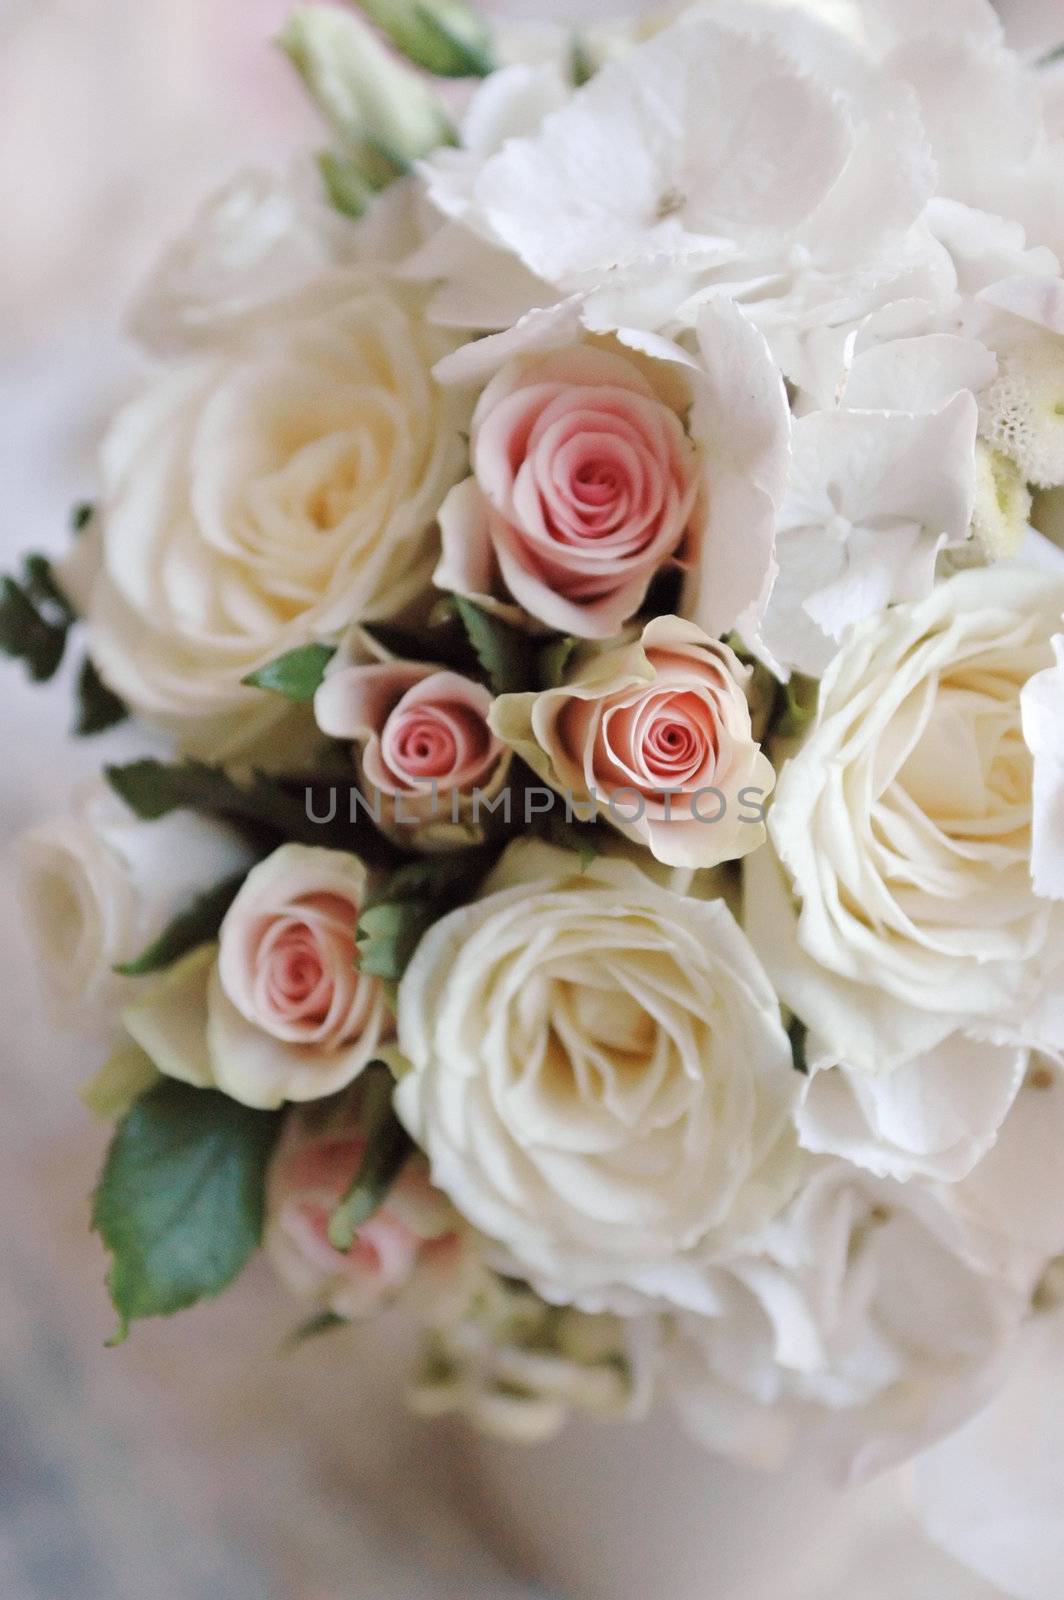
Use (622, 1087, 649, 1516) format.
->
(5, 0, 1064, 1488)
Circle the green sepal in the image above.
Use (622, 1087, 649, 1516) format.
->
(0, 554, 75, 682)
(74, 656, 129, 736)
(356, 848, 494, 986)
(327, 1067, 414, 1250)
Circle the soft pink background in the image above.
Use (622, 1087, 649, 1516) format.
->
(0, 3, 1056, 1596)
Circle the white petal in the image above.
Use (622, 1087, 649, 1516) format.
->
(682, 300, 792, 640)
(122, 945, 217, 1090)
(844, 335, 997, 413)
(796, 1037, 1027, 1182)
(472, 18, 850, 291)
(1021, 634, 1064, 899)
(950, 1051, 1064, 1264)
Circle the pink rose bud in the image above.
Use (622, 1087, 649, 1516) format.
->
(213, 845, 391, 1105)
(436, 345, 701, 637)
(265, 1095, 471, 1322)
(491, 615, 775, 869)
(315, 657, 510, 849)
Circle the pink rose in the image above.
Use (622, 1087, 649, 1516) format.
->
(491, 615, 775, 868)
(123, 844, 392, 1108)
(212, 845, 391, 1105)
(315, 656, 511, 848)
(265, 1093, 471, 1321)
(436, 345, 700, 637)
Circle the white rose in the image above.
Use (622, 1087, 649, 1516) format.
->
(126, 167, 358, 355)
(18, 780, 253, 1035)
(749, 567, 1064, 1076)
(84, 267, 469, 760)
(394, 840, 800, 1313)
(666, 1161, 1028, 1484)
(123, 844, 390, 1109)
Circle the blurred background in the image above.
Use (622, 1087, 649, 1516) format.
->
(0, 2, 1058, 1596)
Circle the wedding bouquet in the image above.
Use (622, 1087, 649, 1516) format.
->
(8, 0, 1064, 1514)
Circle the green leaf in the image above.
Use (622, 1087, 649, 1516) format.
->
(92, 1080, 282, 1340)
(447, 594, 535, 694)
(71, 501, 96, 534)
(538, 634, 578, 688)
(242, 642, 336, 701)
(327, 1068, 414, 1250)
(74, 656, 129, 736)
(0, 554, 74, 683)
(105, 758, 338, 848)
(114, 873, 248, 977)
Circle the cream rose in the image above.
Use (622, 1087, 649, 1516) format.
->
(394, 840, 800, 1312)
(124, 845, 390, 1108)
(491, 615, 774, 868)
(749, 568, 1064, 1076)
(264, 1087, 471, 1323)
(84, 267, 469, 760)
(18, 780, 253, 1034)
(314, 635, 510, 850)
